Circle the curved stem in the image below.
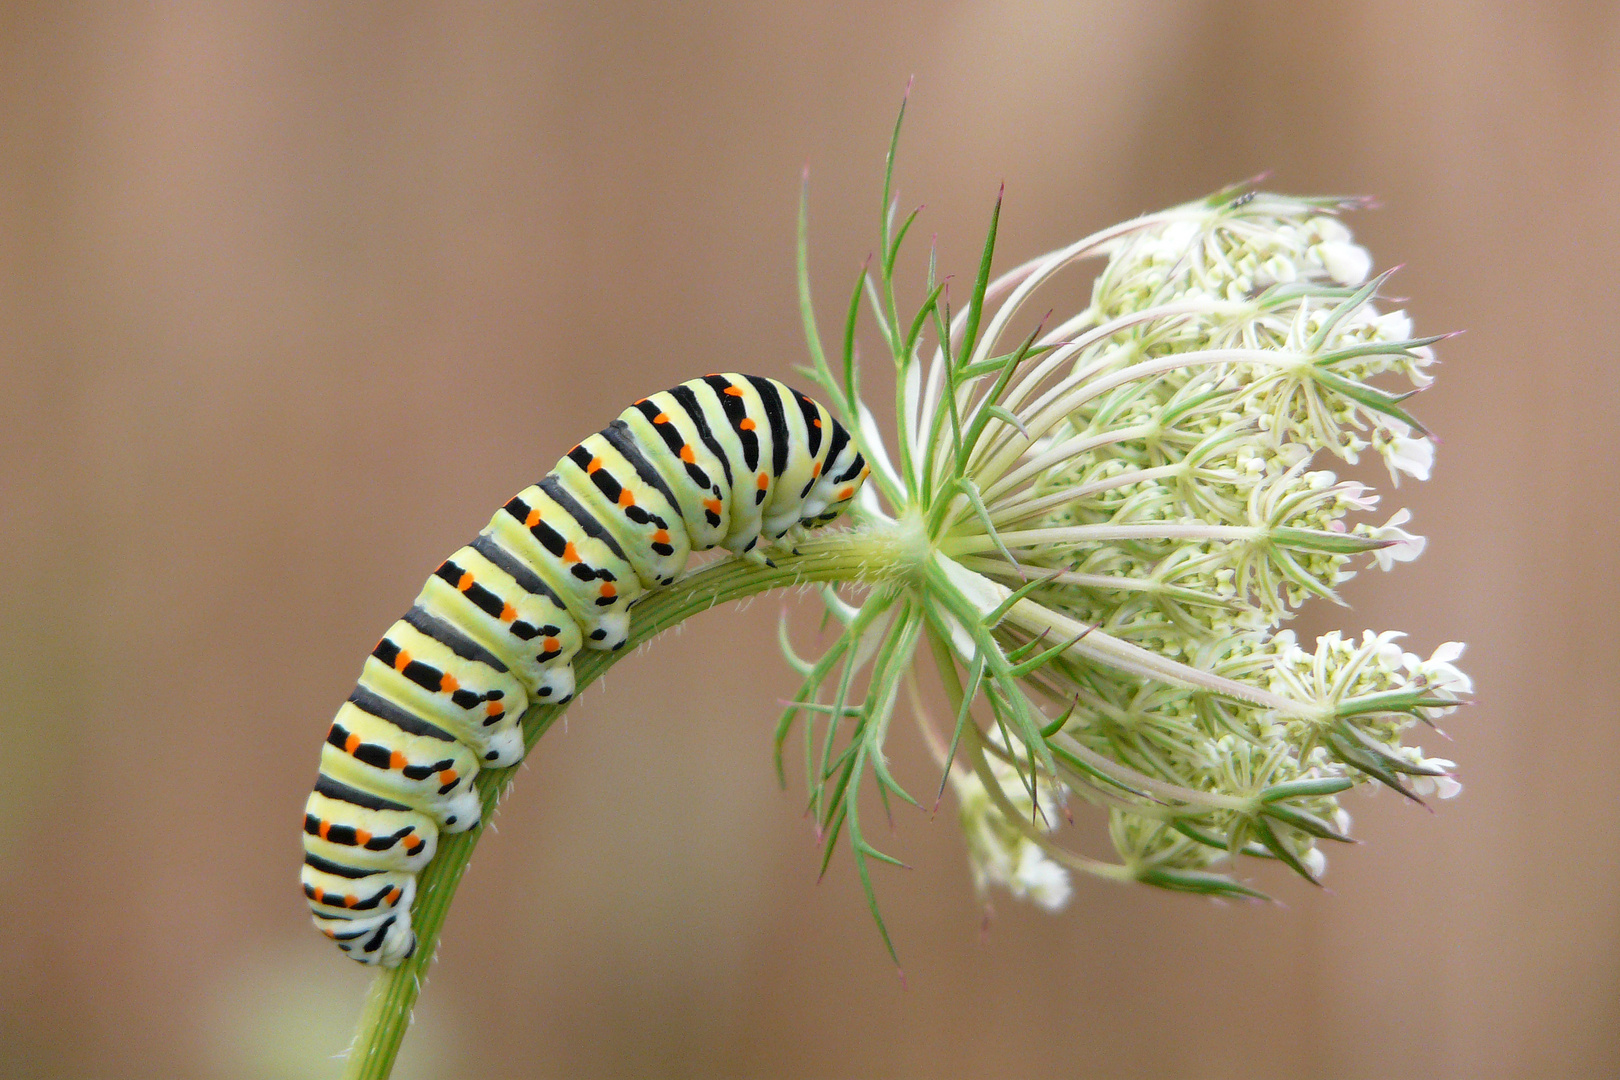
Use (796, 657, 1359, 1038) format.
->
(340, 536, 894, 1080)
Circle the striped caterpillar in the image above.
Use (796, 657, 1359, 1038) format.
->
(301, 374, 869, 965)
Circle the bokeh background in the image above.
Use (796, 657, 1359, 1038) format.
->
(3, 2, 1617, 1077)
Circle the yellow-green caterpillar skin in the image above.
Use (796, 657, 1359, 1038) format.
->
(302, 375, 869, 965)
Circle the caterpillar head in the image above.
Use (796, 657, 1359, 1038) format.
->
(804, 446, 869, 526)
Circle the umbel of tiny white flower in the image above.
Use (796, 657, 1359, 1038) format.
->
(951, 726, 1073, 913)
(780, 102, 1468, 958)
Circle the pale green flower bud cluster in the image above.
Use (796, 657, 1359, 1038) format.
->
(1087, 195, 1439, 483)
(1096, 626, 1467, 881)
(1034, 198, 1439, 616)
(981, 194, 1466, 889)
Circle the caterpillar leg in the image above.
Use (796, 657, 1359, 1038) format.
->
(734, 543, 777, 569)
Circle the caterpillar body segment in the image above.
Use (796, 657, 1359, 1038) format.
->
(303, 786, 438, 873)
(319, 700, 484, 827)
(495, 482, 641, 650)
(303, 374, 868, 965)
(304, 863, 418, 965)
(803, 412, 868, 525)
(361, 619, 529, 766)
(413, 544, 583, 705)
(556, 425, 693, 589)
(622, 389, 739, 550)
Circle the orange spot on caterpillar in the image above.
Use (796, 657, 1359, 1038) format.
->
(703, 498, 722, 513)
(343, 894, 358, 908)
(312, 886, 326, 902)
(812, 462, 822, 477)
(652, 529, 669, 544)
(757, 472, 769, 490)
(618, 489, 635, 507)
(318, 820, 331, 840)
(405, 836, 424, 854)
(739, 418, 756, 431)
(839, 487, 855, 500)
(389, 750, 406, 770)
(393, 650, 412, 672)
(563, 542, 580, 563)
(543, 636, 561, 652)
(525, 509, 541, 527)
(440, 672, 460, 693)
(344, 733, 361, 753)
(322, 927, 337, 938)
(599, 582, 617, 599)
(387, 887, 402, 904)
(679, 445, 695, 463)
(812, 418, 822, 428)
(587, 457, 603, 473)
(457, 571, 474, 591)
(723, 386, 744, 397)
(499, 603, 516, 622)
(485, 700, 504, 718)
(653, 412, 669, 423)
(354, 829, 371, 845)
(438, 769, 458, 786)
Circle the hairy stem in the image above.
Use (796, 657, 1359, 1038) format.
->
(340, 534, 897, 1080)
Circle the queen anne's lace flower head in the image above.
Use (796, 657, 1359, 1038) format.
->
(782, 134, 1468, 953)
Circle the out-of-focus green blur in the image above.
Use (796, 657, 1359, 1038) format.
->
(3, 4, 1616, 1078)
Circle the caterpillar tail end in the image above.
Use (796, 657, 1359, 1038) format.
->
(314, 911, 417, 967)
(357, 916, 416, 967)
(305, 872, 422, 967)
(376, 919, 417, 966)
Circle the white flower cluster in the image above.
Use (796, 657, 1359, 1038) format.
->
(952, 737, 1072, 912)
(787, 165, 1469, 930)
(1093, 628, 1470, 878)
(1089, 197, 1438, 483)
(943, 191, 1469, 894)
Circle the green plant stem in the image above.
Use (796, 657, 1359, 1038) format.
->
(340, 534, 897, 1080)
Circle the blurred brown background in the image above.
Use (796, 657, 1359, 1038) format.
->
(2, 2, 1616, 1078)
